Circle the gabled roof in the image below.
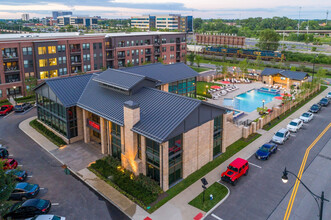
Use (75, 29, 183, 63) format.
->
(123, 63, 199, 85)
(34, 74, 93, 107)
(261, 68, 308, 81)
(93, 69, 157, 91)
(77, 76, 204, 143)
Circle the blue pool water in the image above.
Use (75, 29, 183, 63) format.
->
(223, 89, 281, 112)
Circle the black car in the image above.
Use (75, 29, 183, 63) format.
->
(5, 169, 28, 182)
(309, 104, 321, 113)
(3, 199, 51, 219)
(0, 147, 9, 159)
(9, 182, 39, 201)
(14, 103, 32, 112)
(319, 98, 329, 106)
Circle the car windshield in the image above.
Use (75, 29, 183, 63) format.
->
(321, 98, 328, 102)
(289, 122, 298, 126)
(15, 105, 22, 108)
(228, 165, 238, 172)
(0, 107, 7, 110)
(259, 146, 269, 152)
(312, 105, 318, 109)
(24, 184, 35, 191)
(275, 132, 284, 137)
(35, 199, 47, 209)
(302, 113, 310, 117)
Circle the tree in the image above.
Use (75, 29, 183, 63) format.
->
(0, 161, 16, 216)
(25, 77, 38, 96)
(255, 55, 262, 67)
(187, 53, 195, 66)
(195, 55, 201, 67)
(222, 64, 228, 80)
(290, 66, 296, 71)
(193, 18, 203, 31)
(239, 58, 248, 78)
(257, 29, 280, 51)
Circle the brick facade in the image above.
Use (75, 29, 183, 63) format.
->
(196, 34, 245, 47)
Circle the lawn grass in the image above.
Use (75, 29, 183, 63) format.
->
(197, 81, 224, 98)
(189, 182, 228, 212)
(147, 133, 261, 213)
(263, 85, 328, 131)
(190, 66, 211, 73)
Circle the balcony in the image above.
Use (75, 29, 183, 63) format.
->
(154, 42, 160, 46)
(71, 60, 82, 66)
(70, 48, 81, 54)
(176, 39, 181, 44)
(117, 54, 125, 59)
(105, 46, 114, 51)
(106, 55, 114, 61)
(154, 50, 160, 55)
(2, 53, 18, 61)
(4, 66, 20, 73)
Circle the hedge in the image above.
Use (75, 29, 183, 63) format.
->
(14, 95, 36, 103)
(89, 156, 163, 208)
(0, 99, 12, 106)
(29, 119, 66, 147)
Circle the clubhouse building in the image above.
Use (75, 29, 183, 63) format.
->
(34, 63, 227, 190)
(261, 68, 309, 89)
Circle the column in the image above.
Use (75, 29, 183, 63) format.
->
(162, 142, 169, 191)
(82, 109, 90, 143)
(141, 136, 146, 175)
(100, 117, 108, 154)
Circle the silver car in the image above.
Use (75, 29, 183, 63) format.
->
(272, 128, 290, 144)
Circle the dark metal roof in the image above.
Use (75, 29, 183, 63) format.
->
(41, 74, 93, 107)
(123, 63, 199, 85)
(77, 76, 202, 143)
(261, 68, 308, 81)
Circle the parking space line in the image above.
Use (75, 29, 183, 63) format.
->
(27, 175, 33, 178)
(277, 148, 281, 151)
(51, 203, 59, 206)
(248, 162, 262, 169)
(40, 188, 45, 190)
(211, 213, 223, 220)
(3, 111, 14, 119)
(17, 165, 23, 167)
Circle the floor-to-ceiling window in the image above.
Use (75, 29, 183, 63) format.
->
(110, 122, 121, 161)
(146, 138, 160, 184)
(168, 134, 183, 186)
(168, 77, 196, 98)
(213, 115, 223, 157)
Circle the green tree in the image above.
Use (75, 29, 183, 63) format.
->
(290, 66, 296, 71)
(255, 55, 262, 67)
(222, 64, 228, 80)
(257, 29, 280, 51)
(187, 53, 195, 66)
(25, 77, 38, 96)
(0, 161, 16, 216)
(195, 55, 202, 67)
(239, 58, 248, 78)
(193, 18, 203, 30)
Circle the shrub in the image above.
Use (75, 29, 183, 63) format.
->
(30, 119, 66, 147)
(14, 95, 36, 102)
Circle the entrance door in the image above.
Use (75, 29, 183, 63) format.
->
(147, 164, 160, 184)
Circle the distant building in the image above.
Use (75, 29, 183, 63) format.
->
(196, 33, 245, 47)
(57, 16, 98, 28)
(52, 11, 72, 19)
(22, 14, 30, 21)
(131, 14, 193, 32)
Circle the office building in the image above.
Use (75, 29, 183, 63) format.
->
(52, 11, 72, 19)
(57, 16, 98, 28)
(22, 14, 30, 21)
(0, 32, 187, 100)
(34, 63, 226, 190)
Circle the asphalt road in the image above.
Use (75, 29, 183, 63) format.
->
(205, 102, 331, 220)
(0, 108, 129, 220)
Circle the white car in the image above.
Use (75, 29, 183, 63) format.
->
(300, 112, 314, 123)
(326, 92, 331, 99)
(287, 119, 303, 132)
(26, 215, 65, 220)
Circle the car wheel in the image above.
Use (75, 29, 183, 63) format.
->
(244, 169, 249, 176)
(232, 179, 237, 186)
(266, 156, 269, 160)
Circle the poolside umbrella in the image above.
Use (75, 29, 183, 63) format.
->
(211, 85, 221, 89)
(275, 96, 283, 100)
(281, 93, 291, 97)
(220, 81, 230, 84)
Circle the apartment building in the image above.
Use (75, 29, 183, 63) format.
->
(0, 32, 187, 100)
(57, 16, 98, 28)
(52, 11, 72, 19)
(22, 14, 30, 21)
(34, 63, 226, 190)
(131, 14, 193, 32)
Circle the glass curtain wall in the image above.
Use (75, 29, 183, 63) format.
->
(110, 122, 121, 161)
(168, 77, 196, 98)
(168, 134, 183, 186)
(146, 138, 160, 184)
(213, 115, 223, 157)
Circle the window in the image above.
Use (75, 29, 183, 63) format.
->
(111, 122, 121, 160)
(170, 38, 175, 43)
(131, 40, 134, 46)
(39, 59, 48, 67)
(63, 68, 67, 75)
(49, 58, 57, 66)
(38, 47, 46, 55)
(27, 47, 32, 55)
(127, 50, 130, 56)
(162, 47, 166, 52)
(162, 38, 166, 44)
(94, 64, 97, 70)
(93, 43, 97, 50)
(146, 138, 160, 184)
(0, 89, 2, 98)
(163, 55, 166, 60)
(131, 59, 134, 64)
(50, 70, 58, 78)
(136, 58, 138, 64)
(24, 60, 29, 68)
(213, 115, 223, 157)
(83, 55, 87, 61)
(87, 54, 90, 61)
(137, 134, 141, 159)
(48, 46, 56, 54)
(136, 49, 138, 55)
(94, 54, 97, 58)
(62, 57, 66, 64)
(136, 40, 139, 46)
(140, 40, 143, 45)
(58, 57, 62, 64)
(132, 50, 134, 56)
(99, 53, 102, 57)
(40, 71, 49, 79)
(141, 49, 143, 55)
(168, 134, 183, 186)
(22, 47, 27, 55)
(57, 45, 61, 52)
(126, 41, 130, 46)
(170, 46, 174, 51)
(62, 45, 66, 51)
(99, 43, 102, 49)
(59, 68, 63, 75)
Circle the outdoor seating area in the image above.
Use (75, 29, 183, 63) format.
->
(223, 78, 252, 83)
(208, 85, 240, 100)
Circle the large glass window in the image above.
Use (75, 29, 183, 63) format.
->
(40, 71, 49, 79)
(39, 59, 48, 67)
(49, 58, 57, 66)
(111, 122, 121, 161)
(48, 46, 56, 54)
(137, 134, 141, 159)
(168, 77, 196, 98)
(38, 47, 46, 55)
(50, 70, 58, 78)
(146, 138, 160, 184)
(168, 134, 183, 186)
(213, 115, 223, 157)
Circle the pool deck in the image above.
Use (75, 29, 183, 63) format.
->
(207, 81, 283, 122)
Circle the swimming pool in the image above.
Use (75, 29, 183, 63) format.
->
(223, 89, 281, 112)
(258, 87, 280, 95)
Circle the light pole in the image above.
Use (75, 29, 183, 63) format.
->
(282, 167, 329, 220)
(262, 99, 265, 110)
(13, 86, 16, 105)
(205, 85, 209, 95)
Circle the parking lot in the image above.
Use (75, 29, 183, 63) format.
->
(206, 96, 331, 220)
(0, 108, 128, 220)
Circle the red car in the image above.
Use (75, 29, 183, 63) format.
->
(1, 158, 18, 170)
(221, 158, 249, 186)
(0, 105, 13, 116)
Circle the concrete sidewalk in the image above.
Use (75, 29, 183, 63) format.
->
(19, 87, 329, 220)
(19, 117, 136, 219)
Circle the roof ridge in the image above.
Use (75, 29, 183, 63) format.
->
(109, 68, 146, 78)
(77, 74, 95, 104)
(124, 62, 163, 70)
(46, 73, 93, 82)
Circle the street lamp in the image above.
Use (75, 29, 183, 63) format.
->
(312, 54, 318, 86)
(262, 99, 265, 109)
(281, 167, 329, 220)
(205, 85, 209, 95)
(13, 86, 17, 104)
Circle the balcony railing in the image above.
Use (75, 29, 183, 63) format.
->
(4, 66, 20, 72)
(106, 56, 114, 60)
(70, 49, 81, 53)
(3, 53, 18, 59)
(117, 54, 125, 59)
(71, 60, 82, 65)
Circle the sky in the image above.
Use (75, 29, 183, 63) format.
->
(0, 0, 330, 20)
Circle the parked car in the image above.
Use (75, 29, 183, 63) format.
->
(326, 92, 331, 99)
(9, 182, 40, 201)
(309, 104, 321, 113)
(5, 169, 28, 182)
(319, 98, 329, 107)
(3, 199, 51, 219)
(0, 147, 9, 159)
(221, 158, 249, 186)
(0, 105, 13, 116)
(14, 103, 32, 112)
(27, 215, 66, 220)
(272, 128, 290, 144)
(1, 158, 18, 170)
(287, 119, 304, 132)
(255, 143, 278, 160)
(299, 112, 314, 123)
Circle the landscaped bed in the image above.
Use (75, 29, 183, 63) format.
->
(189, 182, 228, 212)
(197, 81, 225, 98)
(30, 119, 66, 147)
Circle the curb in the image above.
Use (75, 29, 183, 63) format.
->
(19, 117, 133, 220)
(202, 182, 230, 219)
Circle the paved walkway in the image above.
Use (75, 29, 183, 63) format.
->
(19, 87, 329, 220)
(19, 117, 136, 219)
